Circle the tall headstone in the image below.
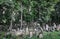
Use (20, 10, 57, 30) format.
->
(25, 27, 29, 35)
(46, 24, 49, 32)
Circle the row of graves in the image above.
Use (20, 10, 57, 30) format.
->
(0, 22, 60, 38)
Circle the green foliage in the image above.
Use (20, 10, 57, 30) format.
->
(0, 0, 60, 25)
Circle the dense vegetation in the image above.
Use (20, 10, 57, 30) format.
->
(0, 0, 60, 39)
(0, 0, 60, 25)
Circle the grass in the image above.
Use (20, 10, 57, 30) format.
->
(0, 31, 60, 39)
(43, 31, 60, 39)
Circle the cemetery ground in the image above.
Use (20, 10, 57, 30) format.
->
(0, 31, 60, 39)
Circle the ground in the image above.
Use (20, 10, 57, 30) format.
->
(0, 31, 60, 39)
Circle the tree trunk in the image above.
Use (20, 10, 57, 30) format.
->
(20, 3, 23, 29)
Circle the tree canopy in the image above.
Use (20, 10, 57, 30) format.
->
(0, 0, 60, 25)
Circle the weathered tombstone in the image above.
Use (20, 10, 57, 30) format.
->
(34, 28, 43, 38)
(53, 23, 56, 31)
(11, 29, 16, 32)
(10, 29, 16, 36)
(45, 24, 49, 32)
(42, 23, 46, 31)
(43, 26, 45, 31)
(35, 23, 43, 38)
(56, 24, 60, 31)
(49, 26, 53, 32)
(25, 27, 29, 35)
(39, 33, 43, 38)
(10, 29, 25, 36)
(29, 28, 36, 38)
(34, 28, 39, 36)
(29, 31, 33, 38)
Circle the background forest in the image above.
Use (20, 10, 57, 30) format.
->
(0, 0, 60, 39)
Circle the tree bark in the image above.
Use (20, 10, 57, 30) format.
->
(20, 3, 23, 29)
